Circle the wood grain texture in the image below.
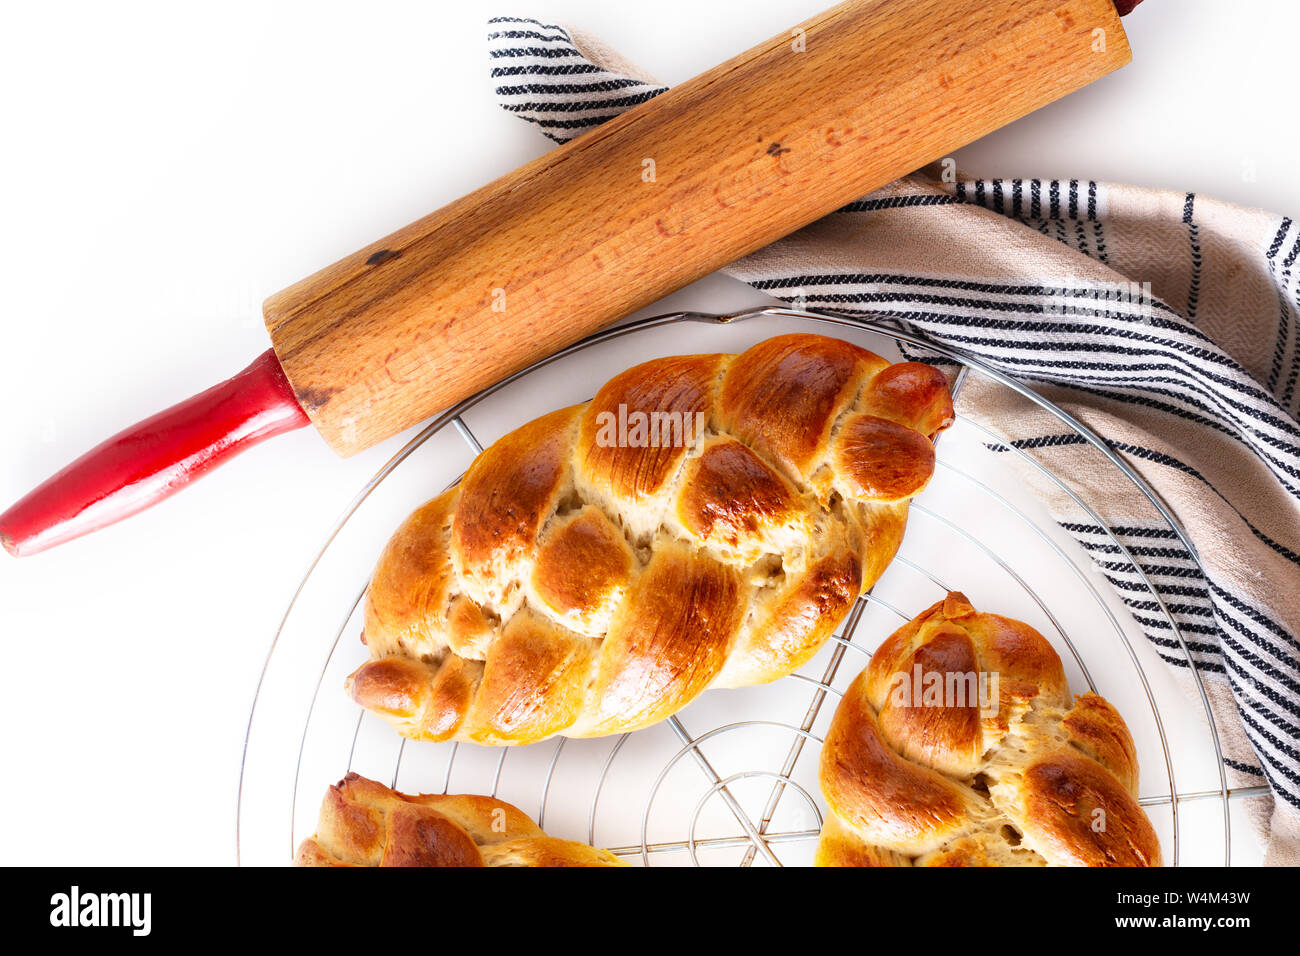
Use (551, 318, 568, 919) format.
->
(264, 0, 1129, 456)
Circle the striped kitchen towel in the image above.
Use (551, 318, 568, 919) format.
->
(487, 17, 1300, 863)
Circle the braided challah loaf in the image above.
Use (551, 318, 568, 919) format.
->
(348, 334, 953, 744)
(818, 593, 1161, 866)
(295, 773, 624, 866)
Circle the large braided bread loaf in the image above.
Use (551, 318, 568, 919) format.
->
(296, 773, 624, 866)
(348, 334, 953, 745)
(818, 593, 1161, 866)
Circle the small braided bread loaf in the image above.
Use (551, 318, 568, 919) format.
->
(295, 773, 624, 867)
(348, 334, 953, 745)
(818, 593, 1161, 866)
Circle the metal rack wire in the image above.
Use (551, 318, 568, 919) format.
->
(238, 307, 1265, 867)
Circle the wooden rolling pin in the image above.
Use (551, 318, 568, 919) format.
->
(0, 0, 1136, 556)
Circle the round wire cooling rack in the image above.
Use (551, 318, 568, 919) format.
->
(237, 306, 1266, 867)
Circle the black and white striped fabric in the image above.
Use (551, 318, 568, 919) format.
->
(488, 17, 1300, 861)
(488, 17, 667, 142)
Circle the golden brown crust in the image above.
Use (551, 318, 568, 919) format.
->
(468, 609, 592, 745)
(833, 413, 937, 501)
(295, 773, 625, 868)
(717, 334, 888, 484)
(479, 836, 630, 867)
(1017, 751, 1160, 867)
(820, 669, 980, 854)
(716, 545, 862, 688)
(1061, 692, 1141, 793)
(676, 437, 802, 557)
(344, 656, 440, 739)
(350, 334, 953, 744)
(817, 593, 1162, 867)
(577, 353, 724, 510)
(453, 406, 582, 612)
(814, 815, 911, 867)
(857, 361, 955, 438)
(874, 624, 985, 776)
(531, 506, 634, 634)
(579, 543, 746, 736)
(361, 490, 460, 661)
(379, 803, 485, 867)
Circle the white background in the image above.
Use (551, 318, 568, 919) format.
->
(0, 0, 1293, 865)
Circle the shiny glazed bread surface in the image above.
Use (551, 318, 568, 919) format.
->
(295, 773, 625, 867)
(817, 593, 1162, 867)
(348, 334, 953, 744)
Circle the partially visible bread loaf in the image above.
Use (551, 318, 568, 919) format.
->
(295, 773, 624, 867)
(348, 334, 953, 745)
(818, 593, 1161, 867)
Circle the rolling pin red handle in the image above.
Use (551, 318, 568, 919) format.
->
(0, 350, 309, 557)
